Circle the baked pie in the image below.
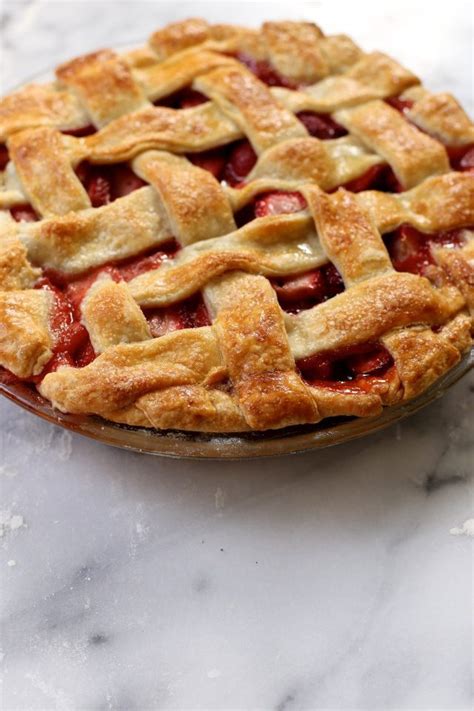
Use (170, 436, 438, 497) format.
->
(0, 18, 473, 433)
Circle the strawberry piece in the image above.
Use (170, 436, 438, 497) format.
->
(87, 171, 112, 207)
(273, 269, 327, 305)
(297, 353, 334, 381)
(322, 263, 345, 298)
(296, 111, 347, 139)
(178, 88, 209, 108)
(223, 140, 257, 186)
(62, 124, 96, 137)
(146, 306, 187, 337)
(386, 224, 431, 274)
(111, 164, 147, 199)
(343, 164, 387, 192)
(458, 146, 474, 172)
(273, 263, 344, 312)
(188, 148, 227, 180)
(0, 144, 9, 170)
(10, 204, 39, 222)
(385, 96, 414, 113)
(145, 296, 210, 337)
(235, 53, 298, 88)
(254, 191, 307, 217)
(346, 346, 393, 375)
(75, 339, 96, 368)
(39, 352, 75, 378)
(189, 298, 211, 328)
(119, 250, 170, 281)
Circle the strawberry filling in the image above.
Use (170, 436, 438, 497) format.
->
(297, 342, 394, 390)
(235, 53, 299, 89)
(447, 144, 474, 172)
(75, 161, 147, 206)
(342, 164, 404, 193)
(187, 147, 229, 180)
(62, 124, 97, 138)
(272, 263, 344, 313)
(0, 144, 9, 170)
(385, 224, 468, 275)
(10, 204, 39, 222)
(296, 111, 347, 140)
(25, 277, 96, 383)
(222, 139, 258, 186)
(144, 294, 211, 337)
(154, 87, 209, 109)
(385, 96, 414, 114)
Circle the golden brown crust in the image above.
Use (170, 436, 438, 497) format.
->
(345, 52, 419, 97)
(241, 136, 382, 191)
(127, 213, 324, 307)
(84, 103, 242, 162)
(0, 235, 41, 290)
(304, 186, 392, 285)
(357, 173, 474, 234)
(195, 65, 307, 153)
(80, 276, 151, 353)
(286, 272, 465, 360)
(132, 150, 236, 243)
(0, 18, 472, 434)
(262, 21, 329, 83)
(18, 187, 168, 274)
(382, 326, 463, 400)
(149, 18, 211, 59)
(56, 49, 149, 127)
(335, 100, 449, 188)
(0, 289, 53, 377)
(403, 87, 474, 146)
(7, 128, 90, 217)
(206, 272, 319, 429)
(0, 84, 88, 141)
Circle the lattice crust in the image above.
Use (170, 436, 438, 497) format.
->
(1, 19, 473, 433)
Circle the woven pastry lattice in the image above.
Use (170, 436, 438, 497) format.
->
(0, 19, 473, 432)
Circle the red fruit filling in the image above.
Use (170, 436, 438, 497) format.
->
(0, 144, 9, 170)
(385, 224, 467, 275)
(222, 139, 258, 186)
(273, 263, 344, 313)
(62, 124, 97, 138)
(385, 96, 414, 114)
(144, 294, 211, 337)
(234, 189, 306, 227)
(447, 144, 474, 172)
(27, 277, 95, 382)
(187, 147, 229, 180)
(296, 111, 347, 140)
(154, 87, 209, 109)
(10, 204, 39, 222)
(187, 140, 258, 187)
(342, 163, 404, 193)
(297, 342, 394, 390)
(76, 161, 147, 206)
(254, 190, 307, 217)
(235, 53, 299, 89)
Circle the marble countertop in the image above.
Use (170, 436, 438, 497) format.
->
(1, 2, 473, 709)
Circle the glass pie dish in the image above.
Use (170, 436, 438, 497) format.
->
(1, 350, 472, 459)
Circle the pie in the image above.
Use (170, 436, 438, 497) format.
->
(0, 18, 473, 434)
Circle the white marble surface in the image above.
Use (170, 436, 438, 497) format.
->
(1, 1, 473, 709)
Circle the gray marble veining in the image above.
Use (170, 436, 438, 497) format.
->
(0, 1, 473, 709)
